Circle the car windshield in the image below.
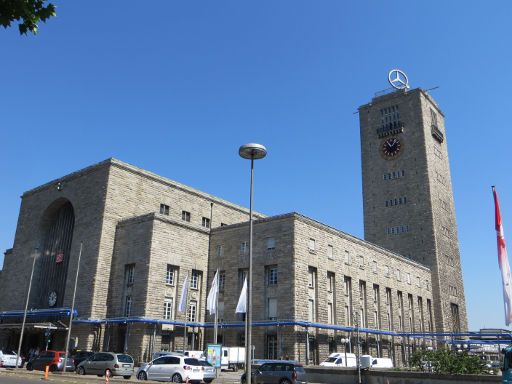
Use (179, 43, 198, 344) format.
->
(117, 354, 133, 363)
(198, 360, 213, 366)
(184, 358, 201, 365)
(324, 357, 337, 363)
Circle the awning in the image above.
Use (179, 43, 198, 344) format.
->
(0, 307, 77, 320)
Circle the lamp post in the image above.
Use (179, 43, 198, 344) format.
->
(239, 143, 267, 384)
(340, 337, 349, 367)
(16, 247, 39, 369)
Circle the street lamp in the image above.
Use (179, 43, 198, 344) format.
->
(340, 337, 349, 367)
(16, 247, 40, 369)
(239, 143, 267, 384)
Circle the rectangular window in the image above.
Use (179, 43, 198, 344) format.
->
(396, 269, 401, 281)
(190, 270, 201, 290)
(327, 244, 334, 259)
(124, 296, 132, 317)
(308, 238, 316, 253)
(385, 265, 391, 277)
(267, 298, 277, 320)
(216, 245, 224, 257)
(308, 267, 316, 288)
(433, 144, 443, 159)
(406, 273, 411, 284)
(327, 272, 335, 293)
(266, 334, 278, 359)
(238, 269, 248, 288)
(240, 241, 249, 255)
(187, 300, 197, 322)
(125, 264, 135, 286)
(427, 299, 433, 332)
(202, 217, 210, 228)
(182, 210, 191, 222)
(344, 250, 351, 265)
(308, 299, 316, 322)
(266, 238, 276, 250)
(267, 266, 278, 285)
(386, 288, 393, 331)
(358, 255, 365, 269)
(166, 265, 177, 285)
(398, 291, 404, 331)
(160, 204, 170, 215)
(219, 271, 225, 292)
(164, 298, 173, 320)
(359, 280, 367, 327)
(372, 261, 377, 273)
(345, 305, 351, 326)
(327, 302, 334, 324)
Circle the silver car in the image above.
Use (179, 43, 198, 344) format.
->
(137, 355, 204, 383)
(197, 360, 216, 383)
(76, 352, 134, 379)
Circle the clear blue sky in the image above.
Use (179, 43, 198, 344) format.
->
(1, 1, 511, 331)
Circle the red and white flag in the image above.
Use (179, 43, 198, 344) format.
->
(493, 186, 512, 325)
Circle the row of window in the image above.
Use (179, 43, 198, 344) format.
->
(383, 170, 405, 180)
(385, 196, 407, 207)
(125, 264, 202, 290)
(386, 225, 410, 235)
(159, 203, 227, 229)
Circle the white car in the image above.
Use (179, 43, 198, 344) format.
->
(137, 355, 204, 383)
(0, 349, 23, 368)
(320, 352, 357, 368)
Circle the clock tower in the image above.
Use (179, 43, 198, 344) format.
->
(359, 86, 468, 334)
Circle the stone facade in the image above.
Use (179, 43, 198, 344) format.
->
(0, 88, 467, 366)
(359, 89, 467, 334)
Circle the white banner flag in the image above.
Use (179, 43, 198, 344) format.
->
(235, 277, 247, 313)
(178, 274, 189, 313)
(207, 270, 219, 315)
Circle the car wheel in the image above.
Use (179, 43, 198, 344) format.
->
(241, 376, 246, 384)
(123, 375, 131, 379)
(26, 363, 33, 371)
(77, 366, 86, 375)
(279, 380, 291, 384)
(49, 365, 57, 372)
(172, 373, 182, 383)
(137, 371, 148, 380)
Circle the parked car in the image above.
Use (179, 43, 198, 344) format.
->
(197, 359, 216, 383)
(360, 355, 393, 369)
(240, 361, 307, 384)
(76, 352, 133, 379)
(0, 349, 23, 368)
(26, 350, 74, 372)
(136, 355, 204, 383)
(71, 351, 94, 368)
(152, 351, 184, 361)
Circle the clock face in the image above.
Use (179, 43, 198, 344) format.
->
(382, 137, 402, 158)
(48, 291, 57, 307)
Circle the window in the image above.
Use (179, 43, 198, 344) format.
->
(385, 196, 407, 207)
(386, 288, 393, 331)
(417, 276, 421, 287)
(238, 269, 248, 288)
(345, 305, 351, 326)
(202, 217, 210, 228)
(308, 267, 316, 288)
(164, 298, 173, 320)
(344, 250, 351, 265)
(267, 266, 278, 285)
(187, 300, 197, 322)
(240, 241, 249, 255)
(378, 105, 402, 137)
(308, 238, 316, 253)
(427, 299, 433, 332)
(397, 291, 404, 331)
(383, 170, 405, 180)
(406, 273, 411, 285)
(308, 299, 316, 322)
(267, 298, 277, 320)
(124, 296, 132, 317)
(182, 210, 191, 222)
(372, 261, 377, 273)
(266, 334, 278, 359)
(327, 272, 335, 293)
(357, 255, 365, 269)
(166, 265, 177, 285)
(160, 204, 170, 215)
(396, 269, 401, 281)
(266, 238, 276, 250)
(190, 270, 200, 290)
(359, 280, 367, 327)
(433, 144, 443, 159)
(344, 276, 352, 297)
(373, 284, 380, 304)
(386, 225, 410, 234)
(216, 245, 224, 257)
(219, 271, 225, 292)
(327, 244, 334, 260)
(125, 264, 135, 286)
(327, 302, 334, 324)
(385, 265, 391, 277)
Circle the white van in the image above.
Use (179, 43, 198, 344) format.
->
(360, 355, 393, 369)
(320, 352, 357, 368)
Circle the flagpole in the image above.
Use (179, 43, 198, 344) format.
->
(214, 268, 219, 344)
(63, 242, 83, 373)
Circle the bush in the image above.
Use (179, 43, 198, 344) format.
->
(410, 348, 486, 375)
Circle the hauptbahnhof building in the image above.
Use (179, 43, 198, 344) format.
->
(0, 86, 467, 365)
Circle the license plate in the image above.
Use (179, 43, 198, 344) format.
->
(123, 364, 131, 367)
(193, 368, 199, 372)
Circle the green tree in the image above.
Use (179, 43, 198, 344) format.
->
(0, 0, 56, 34)
(411, 348, 486, 375)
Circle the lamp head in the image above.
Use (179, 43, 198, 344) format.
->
(239, 143, 267, 160)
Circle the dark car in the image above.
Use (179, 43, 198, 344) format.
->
(241, 361, 307, 384)
(72, 351, 94, 368)
(26, 350, 74, 372)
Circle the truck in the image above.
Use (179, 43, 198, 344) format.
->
(221, 347, 245, 371)
(320, 352, 357, 368)
(360, 355, 393, 369)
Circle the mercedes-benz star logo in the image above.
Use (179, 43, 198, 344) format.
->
(388, 69, 410, 90)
